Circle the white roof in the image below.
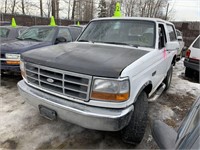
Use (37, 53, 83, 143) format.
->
(92, 17, 173, 25)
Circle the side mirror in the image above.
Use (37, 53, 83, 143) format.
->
(55, 37, 67, 44)
(177, 36, 183, 41)
(166, 42, 180, 51)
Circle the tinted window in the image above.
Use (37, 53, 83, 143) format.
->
(192, 36, 200, 48)
(57, 28, 72, 42)
(0, 28, 10, 38)
(167, 25, 177, 41)
(78, 20, 156, 48)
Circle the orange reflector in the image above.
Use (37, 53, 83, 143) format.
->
(6, 61, 20, 65)
(91, 91, 129, 101)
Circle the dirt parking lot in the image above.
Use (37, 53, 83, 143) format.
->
(0, 59, 200, 149)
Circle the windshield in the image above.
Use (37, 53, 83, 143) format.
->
(18, 27, 56, 42)
(0, 28, 10, 38)
(78, 20, 156, 48)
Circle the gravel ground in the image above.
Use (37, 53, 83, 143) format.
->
(0, 59, 199, 149)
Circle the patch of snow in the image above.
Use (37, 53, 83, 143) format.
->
(158, 105, 174, 120)
(168, 59, 200, 97)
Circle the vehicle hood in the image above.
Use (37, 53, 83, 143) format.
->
(22, 42, 149, 78)
(0, 40, 52, 54)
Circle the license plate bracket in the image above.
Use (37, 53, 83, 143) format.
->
(39, 105, 57, 120)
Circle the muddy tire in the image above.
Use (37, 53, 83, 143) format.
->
(163, 64, 173, 90)
(121, 91, 148, 145)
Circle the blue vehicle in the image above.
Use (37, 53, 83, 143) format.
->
(0, 25, 83, 73)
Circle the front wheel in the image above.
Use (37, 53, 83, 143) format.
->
(121, 91, 148, 145)
(163, 64, 173, 90)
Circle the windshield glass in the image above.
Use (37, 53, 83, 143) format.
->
(18, 26, 56, 42)
(78, 20, 156, 48)
(0, 28, 10, 38)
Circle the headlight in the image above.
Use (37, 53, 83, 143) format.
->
(91, 78, 130, 101)
(5, 53, 20, 65)
(20, 60, 26, 78)
(5, 53, 20, 59)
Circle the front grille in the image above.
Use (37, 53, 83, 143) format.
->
(25, 63, 92, 101)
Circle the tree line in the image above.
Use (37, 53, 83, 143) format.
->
(1, 0, 172, 21)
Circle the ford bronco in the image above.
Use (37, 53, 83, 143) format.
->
(18, 17, 179, 144)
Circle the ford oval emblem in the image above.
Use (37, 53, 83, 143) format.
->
(47, 78, 54, 83)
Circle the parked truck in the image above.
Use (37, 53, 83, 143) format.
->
(18, 17, 180, 144)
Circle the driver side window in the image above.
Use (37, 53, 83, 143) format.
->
(57, 28, 72, 42)
(158, 24, 167, 49)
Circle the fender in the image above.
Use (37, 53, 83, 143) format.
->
(134, 81, 152, 101)
(127, 80, 152, 106)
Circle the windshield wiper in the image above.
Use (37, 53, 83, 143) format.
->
(77, 39, 89, 42)
(101, 41, 140, 48)
(16, 37, 24, 40)
(23, 38, 42, 42)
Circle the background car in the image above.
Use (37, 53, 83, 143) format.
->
(184, 34, 200, 82)
(152, 96, 200, 149)
(176, 29, 185, 59)
(0, 26, 28, 43)
(0, 25, 83, 74)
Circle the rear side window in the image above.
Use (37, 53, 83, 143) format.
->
(192, 36, 200, 48)
(167, 25, 177, 41)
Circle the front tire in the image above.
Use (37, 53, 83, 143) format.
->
(121, 91, 148, 145)
(163, 64, 173, 90)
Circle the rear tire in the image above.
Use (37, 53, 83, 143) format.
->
(121, 91, 148, 145)
(163, 64, 173, 90)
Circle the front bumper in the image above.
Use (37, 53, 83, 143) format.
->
(0, 58, 20, 71)
(18, 80, 133, 131)
(184, 60, 200, 72)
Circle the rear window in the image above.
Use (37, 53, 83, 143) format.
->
(192, 36, 200, 48)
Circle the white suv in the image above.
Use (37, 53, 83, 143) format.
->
(184, 35, 200, 82)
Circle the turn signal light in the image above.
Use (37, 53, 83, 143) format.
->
(6, 61, 20, 65)
(91, 91, 129, 101)
(185, 49, 191, 58)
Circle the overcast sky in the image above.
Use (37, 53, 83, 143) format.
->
(169, 0, 200, 21)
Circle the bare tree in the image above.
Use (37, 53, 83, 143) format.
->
(11, 0, 17, 14)
(46, 0, 51, 17)
(21, 0, 25, 14)
(52, 0, 55, 17)
(71, 0, 76, 20)
(40, 0, 43, 17)
(4, 0, 8, 13)
(51, 0, 59, 18)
